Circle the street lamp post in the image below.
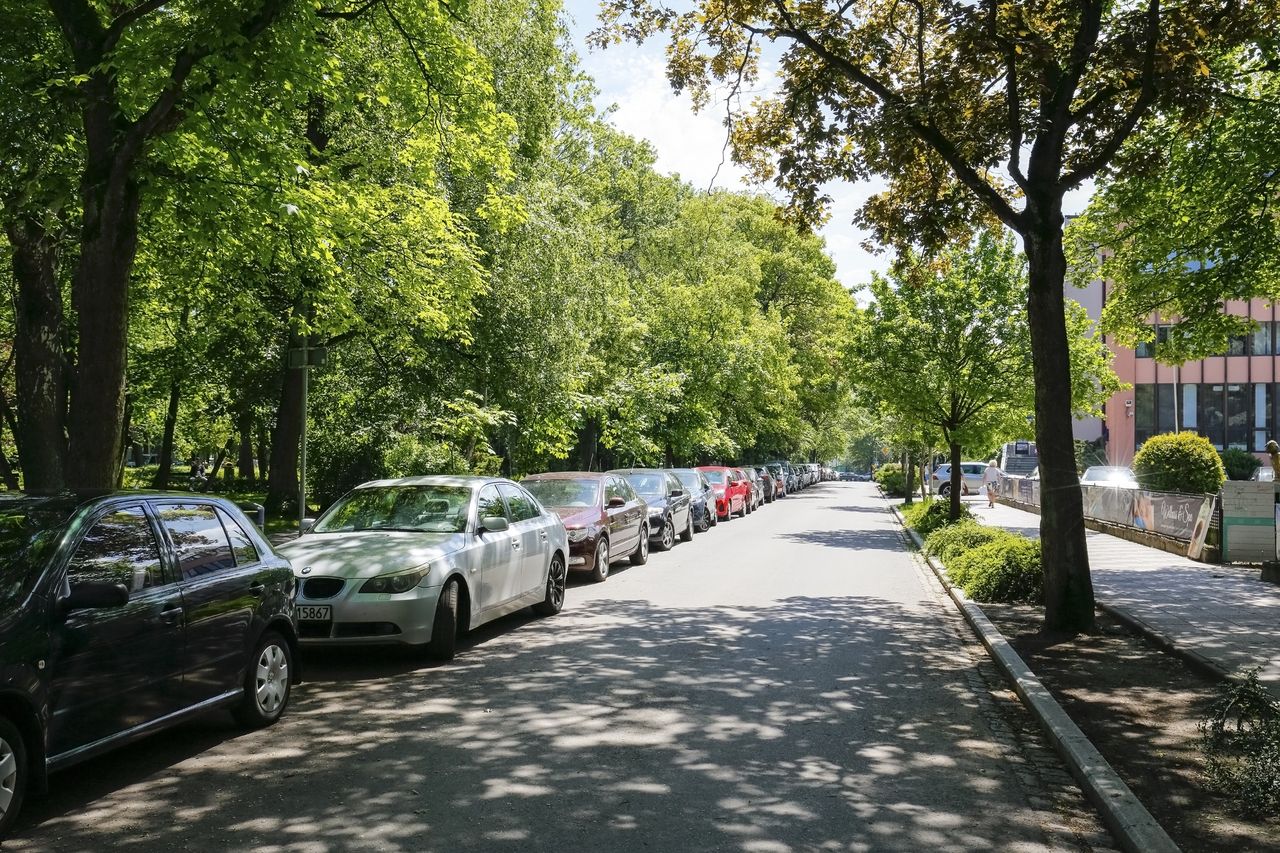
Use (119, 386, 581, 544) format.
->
(288, 338, 327, 533)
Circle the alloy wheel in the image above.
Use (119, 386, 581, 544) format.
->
(661, 520, 675, 549)
(254, 643, 289, 717)
(549, 557, 567, 609)
(0, 734, 16, 817)
(596, 539, 610, 579)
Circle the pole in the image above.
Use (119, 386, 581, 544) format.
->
(299, 334, 309, 533)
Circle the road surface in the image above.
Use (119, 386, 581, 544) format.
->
(9, 483, 1113, 852)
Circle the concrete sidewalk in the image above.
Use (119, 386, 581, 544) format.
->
(968, 499, 1280, 692)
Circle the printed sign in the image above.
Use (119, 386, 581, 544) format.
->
(1188, 496, 1216, 560)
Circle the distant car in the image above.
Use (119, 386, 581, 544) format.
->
(523, 472, 649, 582)
(669, 468, 718, 532)
(932, 462, 987, 496)
(755, 466, 777, 503)
(839, 471, 857, 482)
(1253, 467, 1275, 482)
(697, 465, 751, 519)
(611, 469, 694, 551)
(0, 492, 298, 840)
(279, 476, 568, 660)
(1080, 466, 1139, 488)
(766, 463, 788, 497)
(740, 467, 763, 511)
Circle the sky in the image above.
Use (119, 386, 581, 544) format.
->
(560, 0, 1095, 291)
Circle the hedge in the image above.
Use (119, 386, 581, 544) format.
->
(925, 520, 1017, 565)
(903, 498, 971, 538)
(1133, 432, 1225, 495)
(944, 535, 1043, 604)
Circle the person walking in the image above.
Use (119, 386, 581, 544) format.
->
(982, 459, 1001, 508)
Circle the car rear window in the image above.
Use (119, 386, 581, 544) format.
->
(525, 478, 600, 508)
(701, 470, 727, 484)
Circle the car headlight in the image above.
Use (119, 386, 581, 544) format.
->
(566, 527, 589, 543)
(359, 567, 429, 594)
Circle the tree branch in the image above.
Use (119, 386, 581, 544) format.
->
(102, 0, 169, 54)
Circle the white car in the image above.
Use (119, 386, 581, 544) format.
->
(278, 476, 568, 660)
(1079, 466, 1139, 488)
(932, 462, 987, 496)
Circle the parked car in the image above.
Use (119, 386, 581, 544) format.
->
(740, 467, 763, 511)
(754, 466, 777, 503)
(523, 472, 648, 582)
(279, 476, 568, 661)
(610, 469, 694, 550)
(0, 492, 297, 839)
(1080, 466, 1139, 488)
(932, 462, 987, 496)
(669, 468, 718, 532)
(766, 463, 788, 497)
(1253, 466, 1275, 482)
(697, 465, 751, 519)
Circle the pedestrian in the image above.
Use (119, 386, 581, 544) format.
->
(982, 459, 1001, 508)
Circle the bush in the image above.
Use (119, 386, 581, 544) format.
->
(1200, 670, 1280, 816)
(874, 463, 906, 497)
(1133, 432, 1226, 495)
(945, 534, 1042, 603)
(925, 520, 1017, 564)
(902, 497, 972, 538)
(1220, 447, 1262, 482)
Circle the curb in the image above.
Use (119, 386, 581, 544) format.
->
(889, 505, 1180, 853)
(1095, 601, 1242, 688)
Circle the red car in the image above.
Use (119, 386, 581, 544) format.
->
(522, 472, 649, 582)
(696, 465, 751, 520)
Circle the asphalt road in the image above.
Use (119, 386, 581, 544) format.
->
(8, 483, 1112, 852)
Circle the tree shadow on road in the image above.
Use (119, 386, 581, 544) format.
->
(10, 595, 1067, 853)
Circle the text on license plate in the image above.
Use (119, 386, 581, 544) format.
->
(297, 605, 331, 621)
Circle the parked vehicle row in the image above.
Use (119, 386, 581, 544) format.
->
(0, 462, 820, 837)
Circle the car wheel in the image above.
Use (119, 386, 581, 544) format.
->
(630, 525, 650, 565)
(533, 553, 567, 616)
(590, 537, 610, 583)
(680, 512, 694, 542)
(655, 517, 675, 551)
(0, 716, 28, 840)
(737, 499, 747, 518)
(939, 483, 951, 497)
(232, 630, 292, 728)
(696, 507, 710, 532)
(425, 580, 459, 660)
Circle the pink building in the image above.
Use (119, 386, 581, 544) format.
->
(1074, 281, 1278, 465)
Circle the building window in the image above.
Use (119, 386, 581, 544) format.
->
(1134, 384, 1154, 445)
(1135, 324, 1170, 359)
(1226, 384, 1251, 449)
(1198, 384, 1226, 449)
(1255, 384, 1272, 452)
(1182, 384, 1198, 429)
(1252, 322, 1274, 357)
(1227, 334, 1249, 357)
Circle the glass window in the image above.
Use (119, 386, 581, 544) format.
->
(1226, 384, 1251, 450)
(524, 478, 600, 509)
(69, 506, 165, 592)
(1134, 384, 1155, 445)
(216, 508, 259, 566)
(603, 478, 625, 504)
(156, 504, 236, 580)
(1255, 384, 1272, 452)
(313, 485, 471, 534)
(700, 469, 727, 485)
(1227, 334, 1248, 357)
(624, 472, 667, 498)
(1181, 384, 1198, 429)
(476, 486, 509, 522)
(1252, 322, 1274, 356)
(498, 484, 539, 521)
(1156, 384, 1176, 433)
(1198, 384, 1225, 449)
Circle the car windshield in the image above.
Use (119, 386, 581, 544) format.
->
(625, 473, 667, 498)
(313, 485, 472, 534)
(0, 498, 76, 610)
(701, 470, 727, 484)
(524, 478, 599, 508)
(1082, 467, 1136, 484)
(674, 472, 702, 491)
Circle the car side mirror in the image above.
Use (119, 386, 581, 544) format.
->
(300, 517, 317, 533)
(607, 496, 626, 508)
(64, 581, 129, 611)
(669, 488, 684, 497)
(479, 515, 510, 533)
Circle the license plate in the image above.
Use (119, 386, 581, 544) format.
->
(297, 605, 331, 621)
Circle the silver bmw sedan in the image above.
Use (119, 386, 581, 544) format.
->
(278, 475, 568, 660)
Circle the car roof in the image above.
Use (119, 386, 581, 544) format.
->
(0, 490, 244, 511)
(357, 475, 500, 489)
(608, 468, 669, 475)
(523, 471, 609, 481)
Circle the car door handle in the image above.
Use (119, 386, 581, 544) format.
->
(511, 539, 521, 550)
(539, 530, 548, 540)
(160, 602, 184, 624)
(248, 582, 265, 596)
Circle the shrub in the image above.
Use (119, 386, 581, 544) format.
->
(1200, 670, 1280, 816)
(903, 497, 972, 538)
(925, 520, 1017, 564)
(1220, 448, 1262, 482)
(1133, 432, 1226, 495)
(874, 463, 906, 497)
(946, 535, 1042, 603)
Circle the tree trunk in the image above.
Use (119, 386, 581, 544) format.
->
(257, 423, 270, 484)
(903, 451, 915, 505)
(65, 161, 142, 492)
(7, 217, 67, 492)
(237, 407, 255, 481)
(1025, 216, 1095, 634)
(267, 339, 304, 512)
(947, 441, 963, 520)
(153, 380, 181, 489)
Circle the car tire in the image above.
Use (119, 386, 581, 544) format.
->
(589, 537, 610, 583)
(533, 553, 567, 616)
(630, 525, 649, 565)
(425, 580, 460, 660)
(655, 517, 675, 551)
(939, 484, 951, 497)
(696, 507, 710, 533)
(232, 630, 292, 728)
(680, 511, 694, 542)
(0, 716, 28, 840)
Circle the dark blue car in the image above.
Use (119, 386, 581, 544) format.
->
(0, 492, 298, 838)
(668, 468, 718, 532)
(609, 469, 694, 551)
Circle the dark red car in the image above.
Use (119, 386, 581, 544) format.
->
(695, 465, 751, 520)
(522, 472, 649, 582)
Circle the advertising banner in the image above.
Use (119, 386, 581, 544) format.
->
(1082, 484, 1135, 527)
(1138, 492, 1212, 540)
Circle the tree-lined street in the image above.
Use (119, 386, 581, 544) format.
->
(5, 484, 1111, 852)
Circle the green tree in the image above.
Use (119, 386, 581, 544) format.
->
(593, 0, 1274, 632)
